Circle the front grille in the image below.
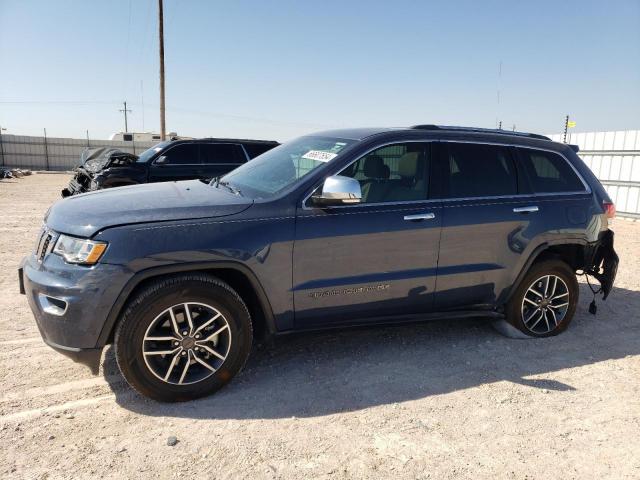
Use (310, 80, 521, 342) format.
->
(35, 228, 56, 262)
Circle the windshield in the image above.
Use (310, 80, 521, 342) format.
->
(219, 136, 356, 198)
(136, 141, 170, 163)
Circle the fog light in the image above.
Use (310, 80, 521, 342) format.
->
(38, 294, 68, 316)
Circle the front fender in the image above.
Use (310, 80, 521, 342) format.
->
(96, 261, 278, 346)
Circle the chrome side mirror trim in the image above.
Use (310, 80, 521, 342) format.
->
(313, 175, 362, 206)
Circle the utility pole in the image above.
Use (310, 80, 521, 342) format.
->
(563, 115, 569, 143)
(498, 121, 502, 130)
(43, 128, 50, 171)
(119, 101, 132, 133)
(158, 0, 166, 140)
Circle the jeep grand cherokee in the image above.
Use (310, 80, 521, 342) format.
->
(20, 125, 618, 402)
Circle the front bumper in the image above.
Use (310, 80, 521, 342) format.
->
(61, 170, 94, 197)
(19, 253, 132, 372)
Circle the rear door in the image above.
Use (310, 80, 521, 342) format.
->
(512, 145, 594, 247)
(148, 143, 201, 183)
(434, 141, 530, 309)
(293, 141, 443, 328)
(199, 143, 246, 179)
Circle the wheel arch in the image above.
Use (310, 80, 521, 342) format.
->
(502, 239, 590, 305)
(97, 262, 277, 347)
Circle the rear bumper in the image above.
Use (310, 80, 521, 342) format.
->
(589, 230, 619, 299)
(19, 254, 132, 372)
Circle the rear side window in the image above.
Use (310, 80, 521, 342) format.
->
(161, 144, 199, 165)
(517, 148, 585, 193)
(243, 143, 276, 159)
(444, 143, 517, 198)
(199, 144, 242, 164)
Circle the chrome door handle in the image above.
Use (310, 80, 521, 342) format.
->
(403, 213, 435, 221)
(513, 206, 539, 213)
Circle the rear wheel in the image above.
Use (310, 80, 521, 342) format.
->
(115, 274, 252, 402)
(506, 260, 578, 337)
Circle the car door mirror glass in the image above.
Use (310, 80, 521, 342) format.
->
(311, 175, 362, 206)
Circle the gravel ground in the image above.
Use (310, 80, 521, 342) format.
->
(1, 173, 639, 480)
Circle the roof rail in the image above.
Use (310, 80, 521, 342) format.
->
(410, 124, 550, 141)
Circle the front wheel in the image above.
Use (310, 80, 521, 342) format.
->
(114, 274, 253, 402)
(506, 260, 579, 337)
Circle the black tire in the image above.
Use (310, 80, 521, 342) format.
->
(114, 273, 252, 402)
(506, 259, 579, 337)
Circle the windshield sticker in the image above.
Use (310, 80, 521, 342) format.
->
(302, 150, 338, 162)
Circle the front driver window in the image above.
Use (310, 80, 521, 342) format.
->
(162, 144, 199, 165)
(339, 143, 430, 204)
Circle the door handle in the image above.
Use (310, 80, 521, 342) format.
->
(403, 213, 435, 221)
(513, 206, 539, 213)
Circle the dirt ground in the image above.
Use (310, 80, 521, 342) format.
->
(1, 173, 639, 480)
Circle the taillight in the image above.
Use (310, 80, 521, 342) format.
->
(603, 201, 615, 223)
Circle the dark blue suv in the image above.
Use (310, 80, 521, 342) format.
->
(19, 125, 618, 401)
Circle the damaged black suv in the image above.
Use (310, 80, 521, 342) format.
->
(62, 138, 279, 196)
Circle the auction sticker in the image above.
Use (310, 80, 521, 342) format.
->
(302, 150, 338, 162)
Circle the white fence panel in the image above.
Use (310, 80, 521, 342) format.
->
(0, 134, 156, 171)
(548, 130, 640, 219)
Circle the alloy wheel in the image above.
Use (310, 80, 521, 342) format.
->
(142, 302, 232, 385)
(520, 274, 570, 335)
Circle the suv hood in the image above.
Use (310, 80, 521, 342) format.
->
(46, 180, 253, 237)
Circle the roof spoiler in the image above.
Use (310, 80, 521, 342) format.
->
(568, 144, 580, 153)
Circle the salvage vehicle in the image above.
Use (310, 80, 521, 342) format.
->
(61, 138, 279, 197)
(20, 125, 618, 402)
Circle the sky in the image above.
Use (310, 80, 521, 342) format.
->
(0, 0, 639, 141)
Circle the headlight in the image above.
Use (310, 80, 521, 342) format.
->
(53, 234, 107, 264)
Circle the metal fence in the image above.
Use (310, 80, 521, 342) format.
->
(547, 130, 640, 219)
(0, 134, 157, 171)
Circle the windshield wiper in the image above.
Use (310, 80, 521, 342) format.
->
(217, 179, 243, 196)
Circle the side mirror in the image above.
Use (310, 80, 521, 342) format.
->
(311, 175, 362, 206)
(155, 155, 167, 165)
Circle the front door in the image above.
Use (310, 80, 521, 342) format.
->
(293, 142, 442, 328)
(148, 143, 201, 183)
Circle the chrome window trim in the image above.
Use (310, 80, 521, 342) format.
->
(300, 139, 591, 211)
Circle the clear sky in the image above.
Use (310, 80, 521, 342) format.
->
(1, 0, 639, 141)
